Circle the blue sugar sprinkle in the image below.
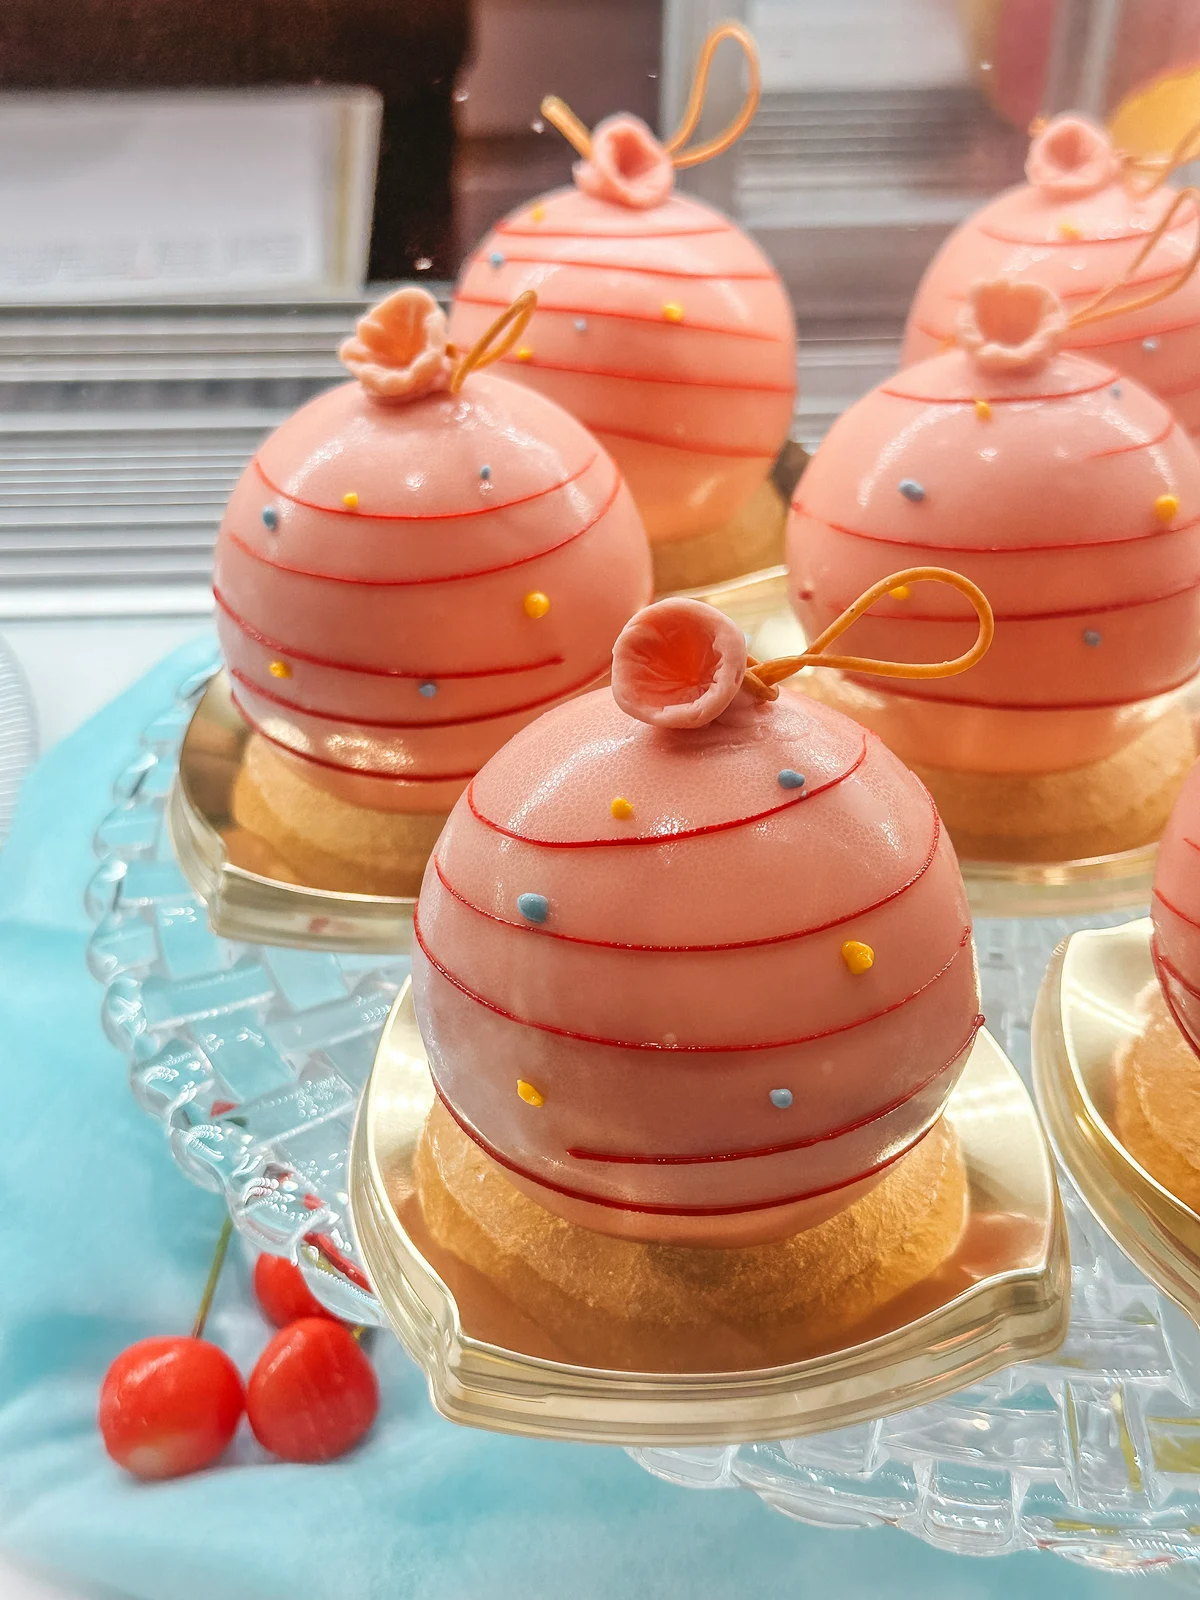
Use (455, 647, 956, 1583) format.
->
(1083, 629, 1102, 647)
(574, 318, 588, 332)
(1144, 336, 1160, 352)
(479, 464, 492, 481)
(517, 892, 550, 924)
(1110, 384, 1122, 399)
(418, 681, 438, 697)
(769, 1088, 793, 1109)
(777, 769, 806, 790)
(261, 506, 278, 530)
(898, 479, 926, 503)
(489, 251, 505, 268)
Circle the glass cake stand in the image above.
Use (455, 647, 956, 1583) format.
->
(88, 644, 1200, 1570)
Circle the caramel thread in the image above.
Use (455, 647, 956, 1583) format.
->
(1067, 186, 1200, 331)
(541, 21, 760, 171)
(741, 568, 994, 703)
(449, 291, 538, 394)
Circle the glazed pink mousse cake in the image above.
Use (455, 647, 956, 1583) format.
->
(904, 114, 1200, 436)
(448, 29, 796, 592)
(790, 277, 1200, 862)
(411, 596, 982, 1248)
(213, 286, 652, 895)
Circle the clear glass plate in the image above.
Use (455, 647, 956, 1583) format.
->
(88, 647, 1200, 1568)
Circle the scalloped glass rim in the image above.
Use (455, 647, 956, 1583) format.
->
(350, 986, 1068, 1447)
(169, 666, 417, 954)
(1032, 918, 1200, 1318)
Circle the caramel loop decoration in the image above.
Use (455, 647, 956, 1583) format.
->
(540, 21, 760, 173)
(449, 290, 538, 396)
(1067, 186, 1200, 331)
(741, 568, 995, 703)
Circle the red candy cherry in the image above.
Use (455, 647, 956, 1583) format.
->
(247, 1318, 379, 1463)
(254, 1254, 340, 1328)
(99, 1218, 244, 1480)
(99, 1337, 244, 1480)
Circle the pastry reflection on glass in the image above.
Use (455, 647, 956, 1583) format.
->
(448, 23, 797, 595)
(905, 112, 1200, 438)
(789, 272, 1200, 865)
(211, 286, 651, 898)
(405, 572, 996, 1348)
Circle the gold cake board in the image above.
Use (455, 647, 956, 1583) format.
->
(348, 982, 1068, 1447)
(1033, 918, 1200, 1322)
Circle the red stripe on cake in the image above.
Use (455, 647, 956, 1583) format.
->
(809, 574, 1200, 623)
(213, 587, 565, 678)
(230, 660, 608, 730)
(1152, 886, 1200, 934)
(568, 1016, 982, 1164)
(253, 451, 597, 521)
(466, 734, 869, 848)
(589, 422, 777, 459)
(225, 471, 623, 587)
(230, 691, 478, 783)
(475, 251, 777, 282)
(880, 372, 1120, 405)
(414, 912, 971, 1052)
(432, 799, 941, 950)
(496, 352, 794, 394)
(829, 664, 1200, 713)
(456, 291, 786, 341)
(429, 1079, 943, 1217)
(789, 504, 1200, 554)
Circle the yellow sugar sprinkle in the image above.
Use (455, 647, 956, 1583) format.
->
(974, 398, 992, 420)
(889, 584, 911, 600)
(530, 204, 546, 223)
(517, 1079, 545, 1107)
(662, 302, 685, 323)
(1156, 493, 1180, 523)
(610, 796, 634, 819)
(268, 660, 292, 679)
(515, 346, 534, 362)
(523, 590, 551, 618)
(342, 491, 359, 510)
(1058, 220, 1081, 240)
(841, 939, 875, 975)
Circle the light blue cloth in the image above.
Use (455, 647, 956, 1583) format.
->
(0, 639, 1157, 1599)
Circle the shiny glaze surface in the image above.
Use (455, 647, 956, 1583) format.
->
(449, 118, 796, 545)
(790, 284, 1200, 774)
(214, 293, 652, 814)
(411, 599, 980, 1243)
(904, 114, 1200, 435)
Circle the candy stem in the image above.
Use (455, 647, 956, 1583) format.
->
(192, 1217, 233, 1340)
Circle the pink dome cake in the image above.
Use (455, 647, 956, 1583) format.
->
(1152, 759, 1200, 1056)
(213, 286, 652, 895)
(411, 590, 986, 1247)
(789, 277, 1200, 862)
(448, 24, 796, 592)
(904, 114, 1200, 434)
